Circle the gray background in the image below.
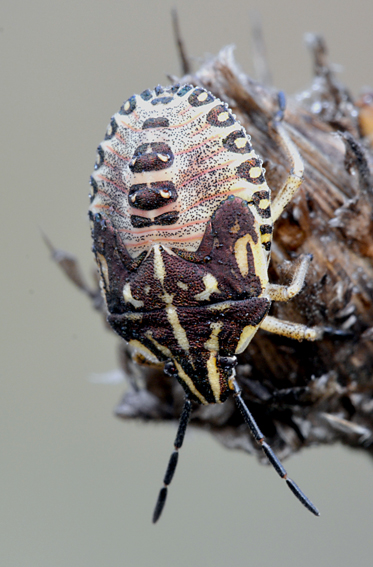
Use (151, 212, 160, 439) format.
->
(2, 1, 373, 566)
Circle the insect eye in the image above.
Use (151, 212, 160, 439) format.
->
(164, 360, 178, 377)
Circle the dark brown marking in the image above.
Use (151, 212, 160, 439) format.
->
(90, 213, 146, 313)
(108, 296, 270, 403)
(89, 176, 98, 202)
(128, 181, 177, 210)
(188, 87, 214, 107)
(142, 117, 170, 129)
(173, 197, 262, 300)
(94, 145, 105, 170)
(236, 158, 265, 185)
(130, 211, 179, 228)
(177, 85, 193, 97)
(154, 211, 180, 225)
(119, 95, 136, 115)
(130, 216, 153, 228)
(206, 104, 235, 128)
(171, 220, 214, 263)
(222, 129, 252, 154)
(104, 117, 118, 140)
(140, 89, 152, 101)
(151, 96, 174, 105)
(260, 224, 273, 235)
(252, 190, 271, 218)
(129, 143, 174, 173)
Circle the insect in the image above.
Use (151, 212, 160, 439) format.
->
(88, 83, 322, 522)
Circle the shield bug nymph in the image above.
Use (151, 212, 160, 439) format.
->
(89, 83, 322, 522)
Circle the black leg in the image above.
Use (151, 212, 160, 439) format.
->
(230, 379, 320, 516)
(152, 398, 192, 523)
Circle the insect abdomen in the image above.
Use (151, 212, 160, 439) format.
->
(90, 84, 273, 261)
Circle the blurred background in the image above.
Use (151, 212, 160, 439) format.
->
(1, 1, 373, 566)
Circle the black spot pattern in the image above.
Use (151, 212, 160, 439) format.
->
(151, 96, 173, 105)
(104, 117, 118, 140)
(252, 191, 271, 218)
(170, 83, 180, 93)
(129, 143, 174, 173)
(142, 117, 170, 129)
(128, 181, 177, 210)
(94, 145, 105, 169)
(188, 87, 215, 107)
(154, 85, 164, 95)
(236, 158, 265, 185)
(222, 129, 252, 154)
(89, 176, 98, 202)
(206, 104, 235, 127)
(140, 89, 152, 101)
(260, 225, 273, 235)
(130, 210, 179, 228)
(177, 84, 193, 97)
(119, 95, 136, 115)
(153, 211, 180, 225)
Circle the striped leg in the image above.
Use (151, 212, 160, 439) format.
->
(229, 378, 320, 516)
(152, 398, 192, 523)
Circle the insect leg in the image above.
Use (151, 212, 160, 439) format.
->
(270, 93, 304, 223)
(266, 254, 313, 302)
(260, 316, 323, 341)
(152, 397, 192, 523)
(229, 379, 320, 516)
(264, 254, 324, 340)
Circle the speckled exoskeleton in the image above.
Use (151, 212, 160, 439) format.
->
(89, 84, 322, 522)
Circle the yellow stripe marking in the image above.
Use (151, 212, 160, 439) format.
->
(206, 352, 221, 402)
(173, 360, 208, 404)
(234, 234, 252, 277)
(153, 245, 166, 284)
(194, 273, 221, 301)
(204, 322, 223, 352)
(235, 325, 258, 354)
(146, 334, 207, 404)
(234, 228, 269, 289)
(129, 340, 160, 364)
(97, 253, 109, 288)
(123, 283, 144, 308)
(204, 322, 224, 402)
(125, 313, 143, 321)
(166, 305, 190, 352)
(207, 302, 231, 311)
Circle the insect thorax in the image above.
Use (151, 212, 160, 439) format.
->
(89, 84, 273, 404)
